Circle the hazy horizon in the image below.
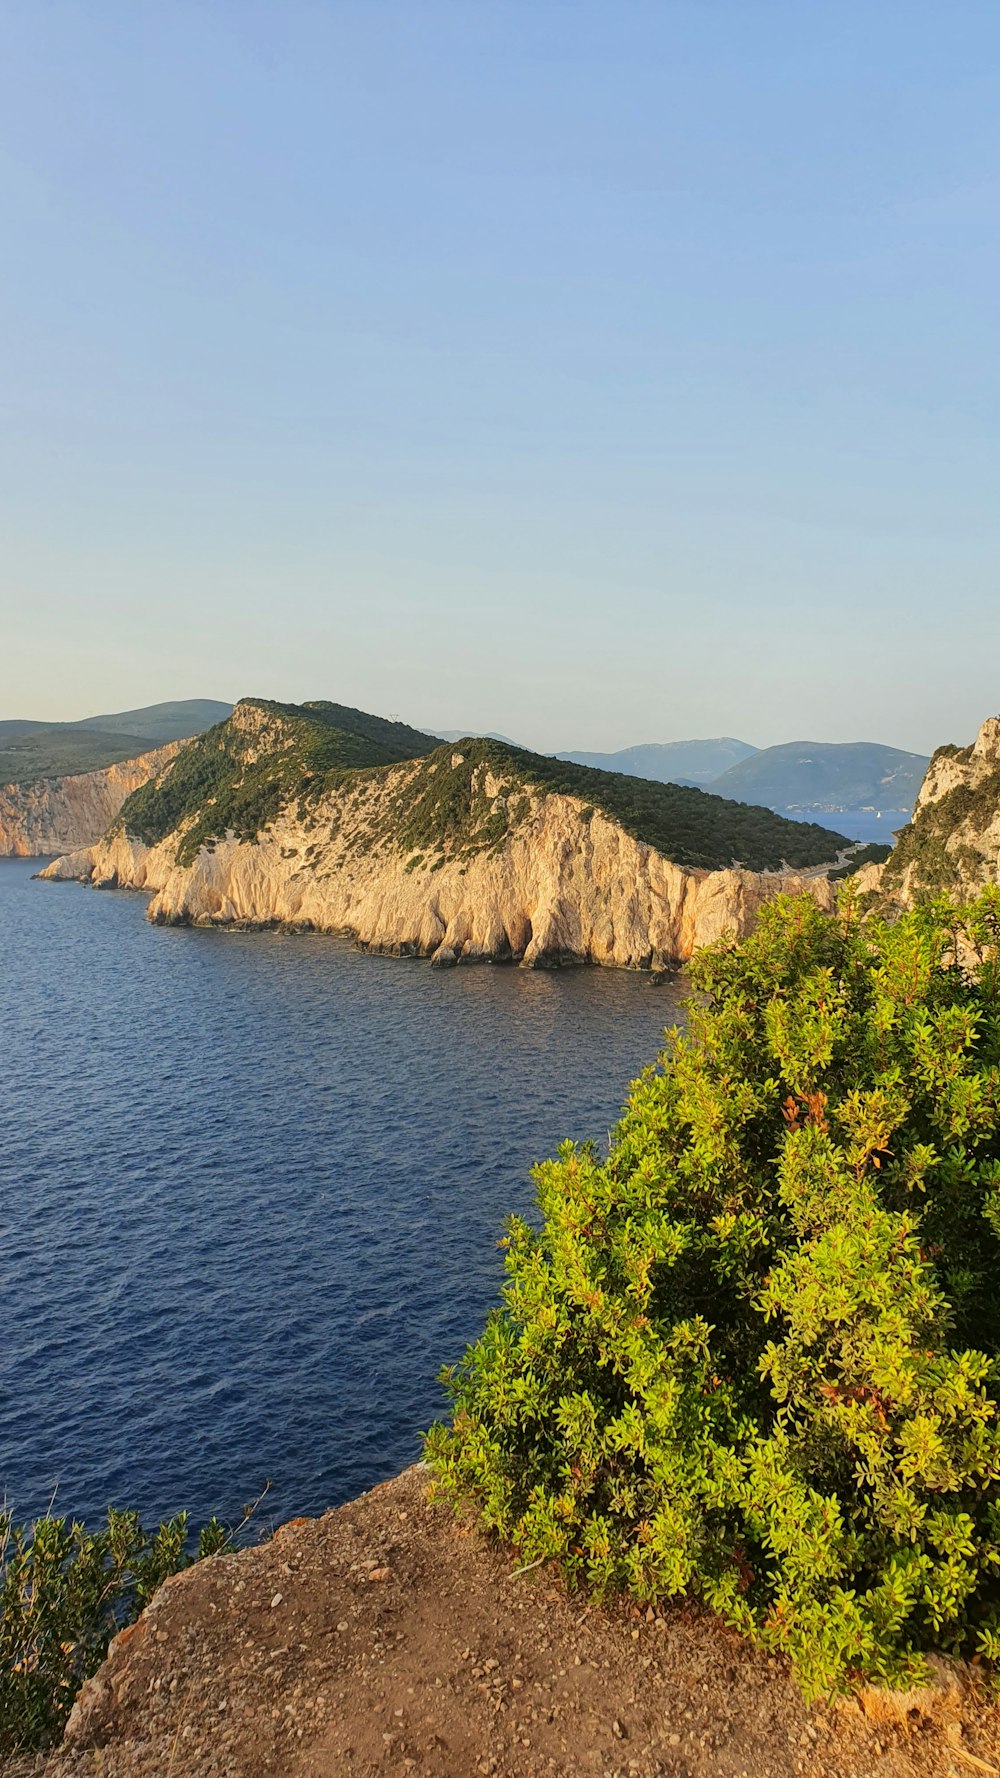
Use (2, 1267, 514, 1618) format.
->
(3, 690, 966, 760)
(4, 4, 998, 755)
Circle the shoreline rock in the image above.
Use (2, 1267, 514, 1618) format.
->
(39, 769, 838, 970)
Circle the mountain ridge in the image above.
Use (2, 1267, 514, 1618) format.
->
(709, 739, 929, 811)
(556, 735, 930, 810)
(0, 699, 232, 783)
(557, 737, 757, 785)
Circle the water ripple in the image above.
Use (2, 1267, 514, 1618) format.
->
(0, 858, 684, 1530)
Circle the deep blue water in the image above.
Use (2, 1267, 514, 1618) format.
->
(780, 807, 910, 844)
(0, 857, 683, 1536)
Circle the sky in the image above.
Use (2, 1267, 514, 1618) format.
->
(1, 2, 998, 754)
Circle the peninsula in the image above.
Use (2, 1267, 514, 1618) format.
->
(41, 697, 849, 968)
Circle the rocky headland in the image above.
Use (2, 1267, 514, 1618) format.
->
(39, 699, 848, 969)
(856, 714, 1000, 909)
(0, 741, 188, 858)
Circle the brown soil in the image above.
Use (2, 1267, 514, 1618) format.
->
(37, 1467, 1000, 1778)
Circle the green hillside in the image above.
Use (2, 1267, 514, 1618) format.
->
(880, 739, 1000, 897)
(0, 725, 160, 785)
(120, 698, 437, 864)
(387, 739, 848, 871)
(296, 700, 437, 761)
(708, 740, 928, 810)
(71, 699, 233, 741)
(0, 699, 232, 784)
(118, 699, 847, 873)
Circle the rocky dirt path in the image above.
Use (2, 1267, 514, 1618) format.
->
(38, 1467, 1000, 1778)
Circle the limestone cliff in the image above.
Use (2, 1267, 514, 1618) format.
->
(40, 700, 844, 966)
(864, 715, 1000, 907)
(0, 740, 188, 858)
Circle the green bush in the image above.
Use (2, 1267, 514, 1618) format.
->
(427, 888, 1000, 1697)
(0, 1506, 228, 1756)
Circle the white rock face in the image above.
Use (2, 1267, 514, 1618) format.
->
(874, 715, 1000, 907)
(41, 757, 837, 968)
(0, 741, 188, 857)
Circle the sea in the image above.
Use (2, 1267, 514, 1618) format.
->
(781, 808, 910, 845)
(0, 857, 684, 1538)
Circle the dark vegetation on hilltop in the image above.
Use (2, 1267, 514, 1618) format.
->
(117, 700, 848, 873)
(119, 700, 436, 865)
(0, 726, 159, 784)
(71, 699, 233, 741)
(429, 889, 1000, 1698)
(377, 738, 848, 871)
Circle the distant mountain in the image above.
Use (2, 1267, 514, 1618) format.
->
(708, 742, 929, 812)
(71, 699, 233, 741)
(556, 739, 757, 786)
(424, 729, 522, 747)
(0, 699, 232, 784)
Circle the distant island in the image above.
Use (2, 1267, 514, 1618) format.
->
(41, 697, 850, 970)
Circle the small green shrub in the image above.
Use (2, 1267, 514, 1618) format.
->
(427, 888, 1000, 1697)
(0, 1507, 228, 1757)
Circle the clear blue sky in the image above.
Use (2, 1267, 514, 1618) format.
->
(2, 2, 998, 752)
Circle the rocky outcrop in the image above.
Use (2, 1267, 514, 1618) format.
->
(867, 715, 1000, 907)
(41, 752, 836, 968)
(0, 741, 188, 857)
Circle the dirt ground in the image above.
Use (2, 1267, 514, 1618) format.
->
(33, 1466, 1000, 1778)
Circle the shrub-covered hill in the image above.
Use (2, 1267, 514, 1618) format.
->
(383, 740, 848, 871)
(118, 697, 438, 866)
(116, 698, 849, 873)
(0, 724, 162, 784)
(427, 889, 1000, 1699)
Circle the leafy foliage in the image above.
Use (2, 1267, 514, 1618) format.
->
(0, 1506, 228, 1756)
(427, 888, 1000, 1697)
